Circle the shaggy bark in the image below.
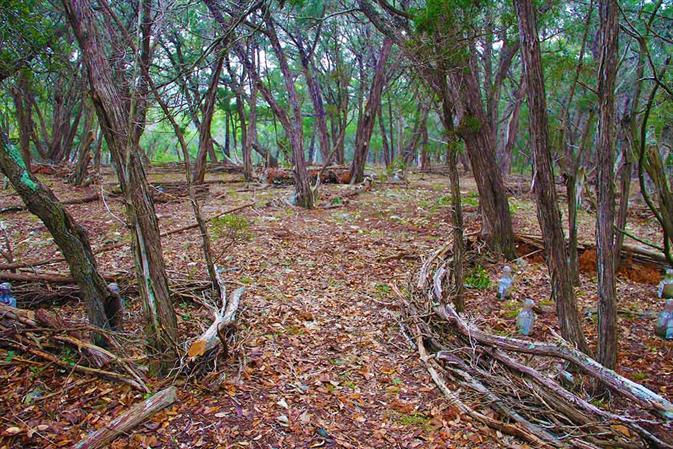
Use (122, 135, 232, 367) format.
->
(595, 0, 619, 369)
(63, 0, 178, 373)
(193, 52, 225, 183)
(350, 38, 393, 184)
(515, 0, 589, 353)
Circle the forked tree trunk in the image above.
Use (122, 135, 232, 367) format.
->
(0, 131, 122, 343)
(193, 52, 225, 183)
(351, 38, 393, 184)
(296, 32, 331, 164)
(595, 0, 619, 369)
(448, 65, 516, 258)
(64, 0, 178, 373)
(515, 0, 589, 354)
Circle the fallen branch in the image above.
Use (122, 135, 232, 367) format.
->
(403, 244, 673, 449)
(73, 386, 177, 449)
(186, 267, 245, 360)
(0, 303, 148, 392)
(1, 193, 102, 214)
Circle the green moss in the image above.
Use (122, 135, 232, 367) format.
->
(395, 412, 432, 429)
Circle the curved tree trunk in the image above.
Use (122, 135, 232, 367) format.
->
(0, 131, 122, 343)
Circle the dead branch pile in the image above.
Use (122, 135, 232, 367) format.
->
(261, 165, 351, 185)
(0, 303, 148, 392)
(403, 244, 673, 449)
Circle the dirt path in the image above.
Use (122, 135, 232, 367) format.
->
(154, 184, 497, 448)
(0, 175, 512, 448)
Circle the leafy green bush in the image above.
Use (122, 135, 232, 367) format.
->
(464, 265, 491, 289)
(210, 214, 253, 241)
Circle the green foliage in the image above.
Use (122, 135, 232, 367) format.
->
(209, 214, 253, 241)
(374, 283, 392, 299)
(330, 196, 344, 206)
(386, 158, 407, 176)
(463, 192, 479, 208)
(464, 265, 491, 289)
(5, 350, 16, 363)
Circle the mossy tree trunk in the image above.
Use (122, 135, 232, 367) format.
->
(0, 131, 122, 343)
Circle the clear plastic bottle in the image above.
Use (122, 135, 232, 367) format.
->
(0, 282, 17, 307)
(497, 265, 513, 300)
(655, 299, 673, 341)
(516, 298, 536, 336)
(658, 268, 673, 299)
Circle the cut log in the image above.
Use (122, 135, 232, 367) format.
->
(186, 266, 245, 360)
(73, 386, 177, 449)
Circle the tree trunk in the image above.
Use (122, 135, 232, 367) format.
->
(515, 0, 589, 354)
(64, 0, 178, 373)
(10, 73, 33, 170)
(447, 65, 516, 258)
(351, 38, 393, 184)
(193, 52, 225, 183)
(441, 92, 465, 312)
(296, 33, 331, 164)
(0, 131, 122, 343)
(595, 0, 619, 369)
(244, 60, 257, 181)
(73, 106, 96, 186)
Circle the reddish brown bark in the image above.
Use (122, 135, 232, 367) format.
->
(515, 0, 589, 354)
(595, 0, 619, 369)
(63, 0, 178, 373)
(350, 38, 393, 184)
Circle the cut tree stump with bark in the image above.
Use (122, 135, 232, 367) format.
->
(73, 386, 176, 449)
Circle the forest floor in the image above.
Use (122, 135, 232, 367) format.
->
(0, 169, 671, 449)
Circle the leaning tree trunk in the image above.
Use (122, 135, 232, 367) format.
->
(193, 52, 225, 184)
(351, 38, 393, 184)
(595, 0, 619, 369)
(63, 0, 178, 374)
(515, 0, 589, 354)
(0, 131, 122, 343)
(262, 9, 313, 207)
